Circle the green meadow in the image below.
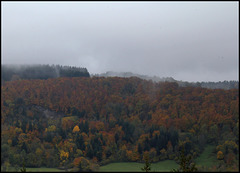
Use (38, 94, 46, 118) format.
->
(99, 145, 218, 172)
(195, 145, 219, 168)
(99, 160, 179, 172)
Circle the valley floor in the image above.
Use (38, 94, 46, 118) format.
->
(99, 160, 179, 172)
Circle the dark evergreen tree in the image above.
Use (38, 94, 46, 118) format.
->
(172, 147, 197, 172)
(141, 154, 151, 172)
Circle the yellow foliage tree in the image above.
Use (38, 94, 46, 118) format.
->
(60, 150, 69, 161)
(73, 125, 80, 133)
(48, 125, 56, 132)
(59, 150, 69, 169)
(217, 151, 224, 160)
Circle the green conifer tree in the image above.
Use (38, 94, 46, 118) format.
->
(172, 147, 197, 172)
(141, 154, 151, 172)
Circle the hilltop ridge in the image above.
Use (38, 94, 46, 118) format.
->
(94, 71, 239, 90)
(1, 64, 90, 82)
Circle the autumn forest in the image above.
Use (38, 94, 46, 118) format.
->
(1, 65, 239, 172)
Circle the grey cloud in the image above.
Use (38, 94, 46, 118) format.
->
(1, 2, 238, 82)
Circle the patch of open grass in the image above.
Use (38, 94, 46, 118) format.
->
(151, 160, 179, 172)
(195, 145, 219, 168)
(99, 160, 179, 172)
(99, 145, 220, 172)
(99, 162, 143, 172)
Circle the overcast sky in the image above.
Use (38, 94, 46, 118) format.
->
(1, 1, 239, 82)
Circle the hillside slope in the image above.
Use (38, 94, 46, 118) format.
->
(95, 71, 239, 90)
(1, 77, 239, 171)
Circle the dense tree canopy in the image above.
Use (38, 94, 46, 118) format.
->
(1, 76, 239, 171)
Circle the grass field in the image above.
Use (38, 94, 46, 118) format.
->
(99, 145, 219, 172)
(99, 160, 179, 172)
(195, 145, 219, 168)
(151, 160, 179, 172)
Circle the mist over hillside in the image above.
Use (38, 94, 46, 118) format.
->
(94, 71, 239, 90)
(1, 64, 238, 90)
(93, 71, 176, 82)
(1, 64, 90, 82)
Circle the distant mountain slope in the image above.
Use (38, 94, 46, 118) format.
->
(94, 71, 239, 90)
(94, 71, 176, 82)
(178, 80, 239, 90)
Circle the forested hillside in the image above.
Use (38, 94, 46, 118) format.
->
(95, 71, 239, 90)
(1, 77, 239, 171)
(1, 64, 90, 82)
